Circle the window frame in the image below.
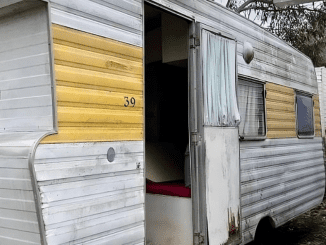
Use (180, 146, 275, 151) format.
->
(237, 76, 267, 141)
(295, 90, 315, 139)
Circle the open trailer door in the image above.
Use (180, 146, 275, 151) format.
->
(192, 22, 242, 245)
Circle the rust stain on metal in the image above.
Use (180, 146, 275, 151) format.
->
(225, 208, 241, 245)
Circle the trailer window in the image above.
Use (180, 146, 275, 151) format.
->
(296, 92, 314, 137)
(238, 78, 266, 139)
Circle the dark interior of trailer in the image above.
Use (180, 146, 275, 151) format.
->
(144, 3, 190, 194)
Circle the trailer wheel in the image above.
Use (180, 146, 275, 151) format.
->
(254, 217, 275, 245)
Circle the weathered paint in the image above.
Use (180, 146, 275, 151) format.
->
(265, 83, 296, 138)
(0, 3, 53, 132)
(316, 67, 326, 136)
(240, 138, 325, 244)
(0, 3, 53, 245)
(34, 141, 145, 245)
(41, 25, 143, 143)
(204, 127, 241, 245)
(49, 0, 143, 47)
(314, 95, 322, 137)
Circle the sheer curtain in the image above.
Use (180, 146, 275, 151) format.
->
(202, 29, 240, 127)
(238, 79, 265, 137)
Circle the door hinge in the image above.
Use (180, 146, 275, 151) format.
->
(190, 35, 200, 49)
(194, 232, 205, 245)
(191, 132, 202, 145)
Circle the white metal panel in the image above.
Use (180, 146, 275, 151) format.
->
(316, 67, 326, 136)
(148, 0, 317, 94)
(49, 0, 143, 47)
(34, 141, 145, 245)
(0, 5, 53, 133)
(240, 138, 325, 244)
(146, 194, 193, 245)
(204, 127, 241, 245)
(0, 131, 50, 245)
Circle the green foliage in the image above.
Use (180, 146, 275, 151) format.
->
(227, 0, 326, 66)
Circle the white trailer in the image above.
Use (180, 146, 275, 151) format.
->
(0, 1, 324, 245)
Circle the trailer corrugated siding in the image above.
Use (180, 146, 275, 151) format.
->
(42, 24, 143, 143)
(316, 67, 326, 136)
(265, 83, 296, 138)
(0, 4, 53, 245)
(34, 141, 144, 245)
(0, 5, 53, 132)
(34, 1, 145, 244)
(240, 138, 325, 244)
(49, 0, 142, 47)
(149, 0, 317, 94)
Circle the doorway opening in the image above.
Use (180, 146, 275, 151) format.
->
(144, 3, 193, 244)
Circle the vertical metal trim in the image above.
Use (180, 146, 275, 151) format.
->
(142, 1, 146, 244)
(46, 1, 58, 133)
(195, 22, 208, 245)
(28, 2, 57, 244)
(29, 131, 55, 245)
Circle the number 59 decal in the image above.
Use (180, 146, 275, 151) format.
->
(124, 97, 136, 107)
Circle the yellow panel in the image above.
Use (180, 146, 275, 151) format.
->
(56, 86, 143, 110)
(265, 83, 294, 94)
(267, 131, 297, 138)
(41, 128, 143, 143)
(57, 107, 142, 124)
(266, 90, 294, 104)
(267, 121, 296, 129)
(54, 44, 142, 78)
(55, 65, 143, 93)
(266, 111, 295, 121)
(52, 24, 142, 60)
(266, 82, 296, 138)
(42, 25, 143, 143)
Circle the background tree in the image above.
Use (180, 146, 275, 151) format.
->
(226, 0, 326, 67)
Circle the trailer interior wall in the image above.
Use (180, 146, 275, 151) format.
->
(0, 1, 54, 245)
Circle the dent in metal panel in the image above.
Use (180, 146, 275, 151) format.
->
(34, 141, 145, 244)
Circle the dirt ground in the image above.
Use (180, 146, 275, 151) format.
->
(248, 196, 326, 245)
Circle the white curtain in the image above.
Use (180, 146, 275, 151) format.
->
(238, 80, 265, 137)
(202, 30, 240, 127)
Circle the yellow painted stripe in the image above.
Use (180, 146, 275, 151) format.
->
(267, 121, 296, 129)
(267, 131, 297, 138)
(52, 24, 142, 60)
(55, 65, 142, 92)
(266, 101, 294, 112)
(57, 107, 142, 124)
(266, 111, 295, 121)
(266, 82, 296, 139)
(41, 128, 143, 143)
(266, 83, 294, 95)
(57, 86, 143, 110)
(266, 91, 294, 104)
(54, 44, 142, 77)
(41, 24, 143, 144)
